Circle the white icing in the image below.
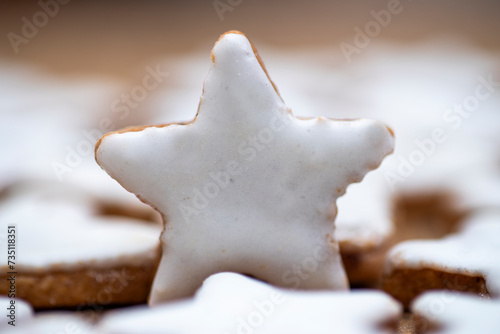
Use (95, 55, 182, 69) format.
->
(412, 291, 500, 334)
(98, 272, 401, 334)
(143, 50, 398, 252)
(96, 32, 394, 303)
(385, 211, 500, 297)
(0, 64, 119, 188)
(0, 297, 33, 328)
(0, 185, 161, 271)
(392, 126, 500, 210)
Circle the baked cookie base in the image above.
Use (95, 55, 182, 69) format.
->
(341, 243, 389, 287)
(0, 263, 158, 309)
(382, 268, 489, 309)
(392, 191, 465, 241)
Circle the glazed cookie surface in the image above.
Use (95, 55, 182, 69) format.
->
(96, 31, 394, 304)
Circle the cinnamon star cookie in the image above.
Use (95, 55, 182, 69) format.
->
(95, 31, 394, 304)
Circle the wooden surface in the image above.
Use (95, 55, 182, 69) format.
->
(1, 0, 499, 80)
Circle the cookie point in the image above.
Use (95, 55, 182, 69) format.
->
(220, 30, 245, 38)
(210, 30, 284, 102)
(211, 30, 247, 63)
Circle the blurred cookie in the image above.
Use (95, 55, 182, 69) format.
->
(2, 312, 95, 334)
(99, 272, 401, 334)
(0, 63, 159, 223)
(411, 291, 500, 334)
(382, 210, 500, 307)
(0, 182, 161, 308)
(0, 296, 33, 328)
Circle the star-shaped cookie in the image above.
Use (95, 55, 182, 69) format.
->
(95, 31, 394, 304)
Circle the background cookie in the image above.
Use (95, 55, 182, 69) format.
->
(0, 63, 160, 222)
(98, 272, 402, 334)
(0, 182, 161, 308)
(0, 296, 33, 328)
(411, 291, 500, 334)
(382, 210, 500, 307)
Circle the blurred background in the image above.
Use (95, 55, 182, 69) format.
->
(1, 0, 499, 78)
(0, 0, 500, 323)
